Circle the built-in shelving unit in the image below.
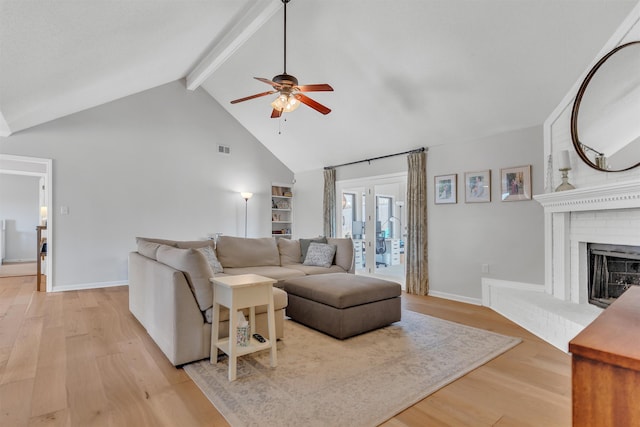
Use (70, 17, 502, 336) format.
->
(271, 184, 293, 239)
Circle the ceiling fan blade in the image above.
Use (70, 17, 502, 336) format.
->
(230, 90, 277, 104)
(255, 77, 283, 89)
(294, 93, 331, 115)
(271, 109, 283, 119)
(296, 84, 334, 92)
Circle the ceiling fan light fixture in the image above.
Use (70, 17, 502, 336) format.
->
(271, 93, 300, 113)
(230, 0, 332, 117)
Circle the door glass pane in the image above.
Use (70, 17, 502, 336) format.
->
(374, 184, 405, 282)
(341, 188, 366, 274)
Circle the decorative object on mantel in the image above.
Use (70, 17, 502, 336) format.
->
(545, 154, 553, 193)
(555, 150, 576, 192)
(241, 192, 253, 238)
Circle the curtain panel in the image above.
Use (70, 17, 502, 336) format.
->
(406, 151, 428, 295)
(323, 168, 336, 238)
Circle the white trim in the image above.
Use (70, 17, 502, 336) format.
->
(186, 0, 281, 90)
(428, 290, 482, 306)
(481, 277, 545, 306)
(0, 154, 53, 291)
(533, 179, 640, 213)
(1, 258, 37, 263)
(336, 172, 408, 188)
(52, 280, 128, 293)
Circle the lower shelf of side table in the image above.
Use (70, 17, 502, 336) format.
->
(215, 337, 273, 358)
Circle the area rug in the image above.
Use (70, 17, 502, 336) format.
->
(184, 310, 521, 427)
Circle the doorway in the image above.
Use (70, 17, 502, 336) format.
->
(0, 155, 53, 291)
(337, 173, 406, 288)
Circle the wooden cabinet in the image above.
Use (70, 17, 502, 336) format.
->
(569, 286, 640, 426)
(271, 184, 292, 239)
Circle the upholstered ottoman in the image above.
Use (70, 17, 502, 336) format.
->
(282, 273, 401, 339)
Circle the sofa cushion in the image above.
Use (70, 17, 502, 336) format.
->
(216, 236, 280, 268)
(327, 237, 354, 272)
(196, 246, 224, 274)
(204, 287, 288, 323)
(281, 264, 347, 275)
(137, 240, 162, 260)
(300, 237, 327, 262)
(156, 245, 214, 311)
(221, 266, 306, 281)
(278, 238, 301, 266)
(283, 273, 401, 309)
(303, 242, 337, 267)
(176, 240, 215, 250)
(136, 237, 179, 247)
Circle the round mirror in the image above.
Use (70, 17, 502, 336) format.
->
(571, 41, 640, 172)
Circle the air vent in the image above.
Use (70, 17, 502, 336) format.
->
(217, 145, 231, 155)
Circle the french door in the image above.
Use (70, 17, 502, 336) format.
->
(336, 174, 406, 285)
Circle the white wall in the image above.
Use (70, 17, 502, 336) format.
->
(429, 126, 544, 301)
(295, 126, 545, 302)
(0, 81, 293, 290)
(0, 174, 40, 262)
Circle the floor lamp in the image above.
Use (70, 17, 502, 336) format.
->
(241, 192, 253, 238)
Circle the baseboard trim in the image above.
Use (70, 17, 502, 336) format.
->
(427, 290, 482, 306)
(2, 258, 37, 263)
(52, 280, 128, 292)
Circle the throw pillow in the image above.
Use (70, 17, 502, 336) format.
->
(303, 242, 337, 268)
(197, 245, 224, 274)
(300, 237, 327, 262)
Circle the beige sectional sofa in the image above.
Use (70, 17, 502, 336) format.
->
(128, 235, 354, 366)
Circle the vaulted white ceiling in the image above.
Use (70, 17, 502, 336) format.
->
(1, 0, 637, 173)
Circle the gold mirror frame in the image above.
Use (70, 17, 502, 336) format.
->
(570, 41, 640, 172)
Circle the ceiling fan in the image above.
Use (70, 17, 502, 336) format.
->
(230, 0, 333, 118)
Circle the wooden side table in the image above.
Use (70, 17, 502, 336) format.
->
(210, 274, 278, 381)
(569, 286, 640, 426)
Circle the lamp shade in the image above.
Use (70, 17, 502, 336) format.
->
(241, 192, 253, 200)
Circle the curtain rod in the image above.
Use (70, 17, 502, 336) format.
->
(324, 147, 427, 170)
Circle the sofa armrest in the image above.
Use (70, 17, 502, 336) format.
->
(129, 252, 209, 365)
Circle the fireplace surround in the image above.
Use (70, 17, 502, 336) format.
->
(483, 179, 640, 351)
(534, 179, 640, 306)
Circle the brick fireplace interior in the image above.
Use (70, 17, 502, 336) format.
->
(588, 243, 640, 308)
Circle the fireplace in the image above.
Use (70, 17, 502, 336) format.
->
(588, 243, 640, 308)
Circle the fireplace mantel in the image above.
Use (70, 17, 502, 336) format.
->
(534, 180, 640, 213)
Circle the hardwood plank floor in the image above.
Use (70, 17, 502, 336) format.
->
(0, 276, 571, 426)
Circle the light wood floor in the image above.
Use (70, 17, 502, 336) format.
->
(0, 276, 571, 426)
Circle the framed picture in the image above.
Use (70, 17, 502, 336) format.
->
(434, 174, 457, 204)
(464, 170, 491, 203)
(500, 165, 532, 201)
